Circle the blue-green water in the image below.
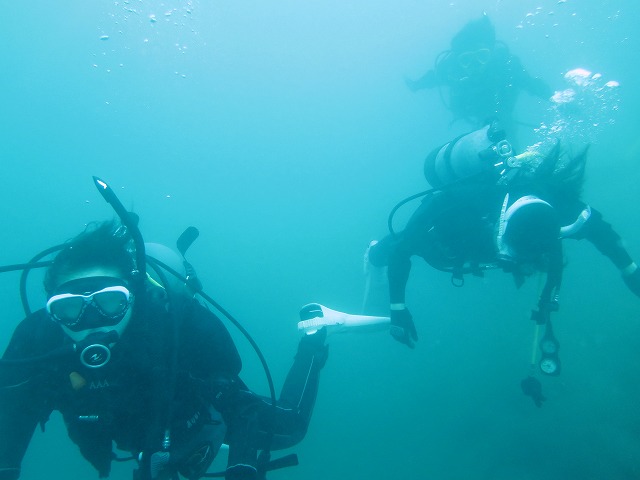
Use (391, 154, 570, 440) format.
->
(1, 1, 639, 479)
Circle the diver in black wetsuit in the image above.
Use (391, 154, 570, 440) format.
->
(366, 123, 640, 350)
(0, 220, 328, 480)
(369, 185, 564, 349)
(406, 14, 552, 131)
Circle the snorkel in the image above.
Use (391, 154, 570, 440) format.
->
(93, 176, 147, 297)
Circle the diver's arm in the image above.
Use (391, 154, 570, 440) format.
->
(405, 69, 438, 92)
(0, 385, 42, 480)
(405, 51, 460, 92)
(210, 330, 328, 479)
(248, 328, 328, 451)
(384, 198, 438, 348)
(0, 321, 52, 480)
(577, 208, 640, 297)
(268, 329, 327, 449)
(367, 219, 422, 308)
(388, 247, 412, 305)
(193, 302, 327, 477)
(578, 208, 634, 269)
(533, 241, 563, 324)
(388, 196, 433, 303)
(386, 241, 418, 348)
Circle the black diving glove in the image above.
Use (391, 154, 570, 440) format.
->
(531, 298, 559, 325)
(390, 307, 418, 349)
(622, 267, 640, 298)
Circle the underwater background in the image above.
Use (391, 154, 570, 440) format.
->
(1, 0, 639, 479)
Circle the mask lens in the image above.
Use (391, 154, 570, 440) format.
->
(48, 296, 86, 325)
(93, 289, 129, 317)
(539, 357, 559, 375)
(476, 48, 491, 64)
(458, 48, 492, 69)
(47, 285, 131, 329)
(457, 51, 474, 69)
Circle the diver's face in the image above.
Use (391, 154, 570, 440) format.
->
(509, 242, 556, 276)
(47, 267, 134, 342)
(498, 230, 557, 276)
(498, 250, 548, 279)
(514, 256, 543, 276)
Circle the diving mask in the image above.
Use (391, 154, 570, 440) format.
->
(47, 276, 133, 333)
(457, 47, 492, 69)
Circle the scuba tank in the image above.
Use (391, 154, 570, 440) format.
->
(145, 242, 196, 301)
(390, 121, 545, 236)
(424, 120, 514, 188)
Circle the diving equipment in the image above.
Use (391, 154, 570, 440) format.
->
(47, 282, 131, 329)
(298, 303, 390, 335)
(145, 242, 193, 299)
(457, 47, 492, 69)
(0, 329, 119, 368)
(538, 320, 561, 376)
(423, 121, 513, 188)
(77, 332, 115, 368)
(93, 177, 147, 296)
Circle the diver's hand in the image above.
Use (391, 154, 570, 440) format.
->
(390, 306, 418, 348)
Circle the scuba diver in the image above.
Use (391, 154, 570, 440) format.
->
(405, 14, 552, 132)
(365, 121, 640, 403)
(368, 181, 564, 349)
(0, 178, 336, 480)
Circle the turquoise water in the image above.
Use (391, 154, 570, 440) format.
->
(1, 1, 639, 479)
